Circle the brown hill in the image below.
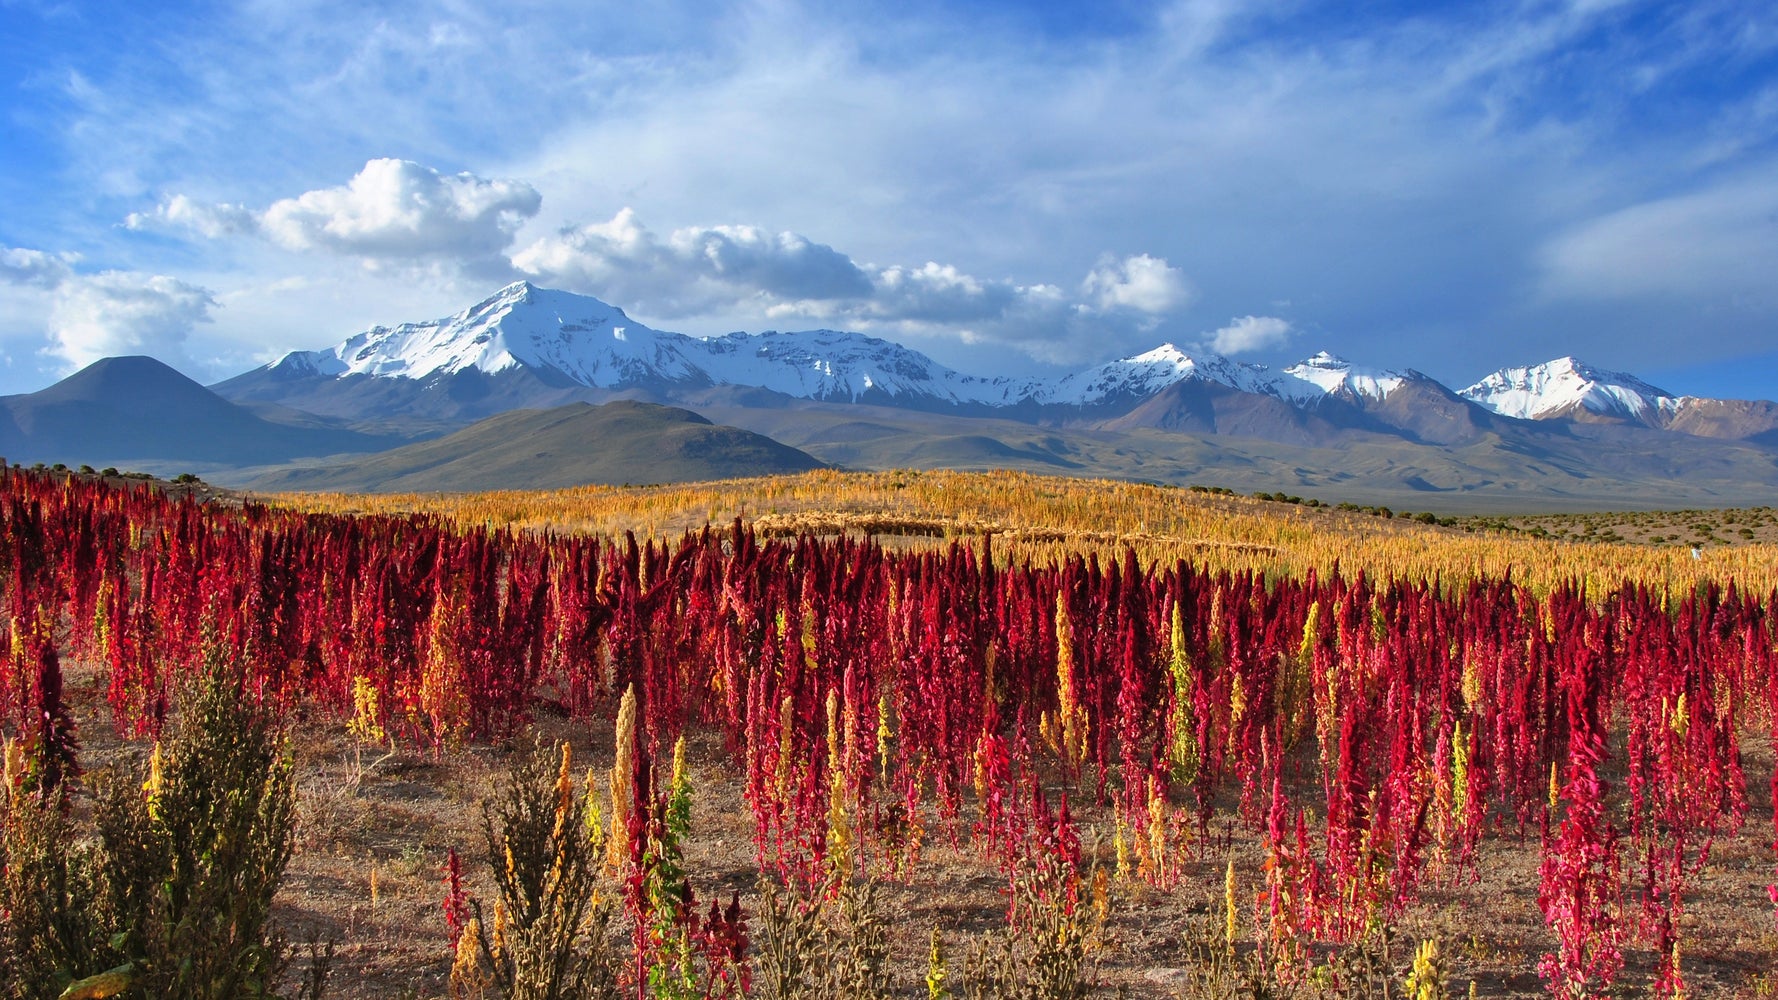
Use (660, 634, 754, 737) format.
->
(1665, 397, 1778, 442)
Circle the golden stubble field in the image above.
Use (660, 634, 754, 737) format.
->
(270, 468, 1778, 597)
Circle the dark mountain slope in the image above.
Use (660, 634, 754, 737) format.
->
(211, 363, 617, 437)
(243, 400, 825, 493)
(0, 356, 404, 467)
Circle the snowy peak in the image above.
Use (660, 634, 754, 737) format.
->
(265, 283, 1025, 404)
(262, 286, 1460, 417)
(1460, 357, 1681, 423)
(689, 327, 1022, 405)
(255, 284, 1765, 441)
(1031, 346, 1430, 410)
(274, 280, 669, 383)
(1034, 344, 1275, 405)
(1277, 351, 1411, 403)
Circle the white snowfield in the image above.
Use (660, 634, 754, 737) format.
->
(266, 282, 1687, 418)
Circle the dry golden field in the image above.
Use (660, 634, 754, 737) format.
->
(268, 468, 1778, 597)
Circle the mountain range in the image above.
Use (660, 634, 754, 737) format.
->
(218, 281, 1778, 440)
(7, 281, 1778, 507)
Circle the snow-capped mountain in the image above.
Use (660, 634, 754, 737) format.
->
(1032, 343, 1278, 405)
(694, 328, 1022, 405)
(1460, 357, 1682, 424)
(1278, 352, 1411, 403)
(223, 282, 1776, 446)
(270, 281, 1030, 406)
(1038, 347, 1433, 410)
(301, 282, 701, 385)
(255, 282, 1433, 412)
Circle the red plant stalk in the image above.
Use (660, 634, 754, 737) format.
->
(443, 847, 469, 951)
(1537, 609, 1624, 1000)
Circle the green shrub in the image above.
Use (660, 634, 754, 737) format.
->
(456, 739, 620, 1000)
(756, 878, 890, 1000)
(962, 860, 1095, 1000)
(0, 782, 106, 999)
(0, 644, 325, 1000)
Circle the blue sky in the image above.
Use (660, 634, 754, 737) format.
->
(2, 0, 1776, 398)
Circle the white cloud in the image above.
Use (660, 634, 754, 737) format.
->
(46, 272, 216, 371)
(866, 262, 1018, 323)
(509, 209, 644, 292)
(4, 245, 217, 372)
(512, 207, 872, 312)
(670, 224, 873, 300)
(125, 194, 258, 238)
(1539, 171, 1778, 305)
(262, 158, 540, 269)
(1202, 315, 1293, 355)
(1083, 254, 1193, 314)
(143, 159, 542, 276)
(514, 207, 1191, 360)
(1, 247, 78, 288)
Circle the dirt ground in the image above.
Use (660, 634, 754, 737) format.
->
(49, 659, 1778, 999)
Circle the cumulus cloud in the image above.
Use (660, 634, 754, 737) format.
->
(1, 247, 78, 288)
(512, 207, 872, 311)
(866, 262, 1021, 323)
(47, 273, 216, 370)
(516, 207, 1191, 359)
(125, 194, 259, 238)
(262, 158, 540, 265)
(670, 224, 874, 301)
(140, 159, 542, 275)
(3, 245, 217, 371)
(816, 254, 1191, 360)
(1203, 315, 1293, 355)
(1083, 254, 1193, 314)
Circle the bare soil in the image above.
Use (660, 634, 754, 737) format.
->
(51, 660, 1778, 999)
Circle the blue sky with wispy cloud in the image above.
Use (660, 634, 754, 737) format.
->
(2, 0, 1775, 397)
